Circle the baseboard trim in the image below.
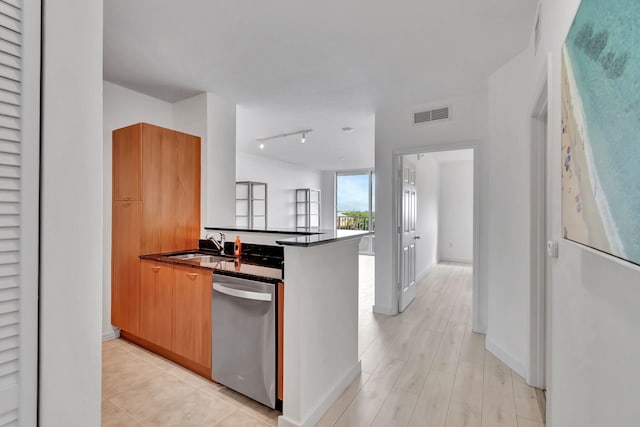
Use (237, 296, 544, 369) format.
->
(486, 336, 527, 380)
(472, 323, 487, 335)
(416, 263, 435, 284)
(372, 304, 396, 316)
(102, 328, 119, 342)
(277, 415, 298, 427)
(278, 362, 362, 427)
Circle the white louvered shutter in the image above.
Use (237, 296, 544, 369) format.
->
(0, 0, 26, 425)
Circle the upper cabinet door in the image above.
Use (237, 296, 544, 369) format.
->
(141, 124, 200, 253)
(113, 124, 142, 201)
(173, 131, 201, 251)
(141, 124, 175, 253)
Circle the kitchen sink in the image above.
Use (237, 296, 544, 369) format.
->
(197, 255, 225, 263)
(168, 252, 214, 260)
(167, 252, 232, 263)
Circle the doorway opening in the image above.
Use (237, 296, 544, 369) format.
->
(395, 147, 478, 327)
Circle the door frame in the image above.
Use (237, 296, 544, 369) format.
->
(392, 141, 481, 332)
(528, 56, 551, 390)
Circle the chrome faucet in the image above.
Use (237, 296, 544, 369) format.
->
(205, 232, 226, 255)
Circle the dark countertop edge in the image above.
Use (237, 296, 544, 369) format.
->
(212, 269, 281, 285)
(204, 226, 323, 236)
(276, 231, 374, 247)
(140, 251, 283, 283)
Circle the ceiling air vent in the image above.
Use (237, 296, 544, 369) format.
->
(413, 106, 451, 124)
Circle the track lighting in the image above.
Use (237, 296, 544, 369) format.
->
(256, 129, 312, 150)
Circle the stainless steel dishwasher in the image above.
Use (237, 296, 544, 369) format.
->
(211, 273, 276, 408)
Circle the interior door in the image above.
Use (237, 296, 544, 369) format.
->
(399, 157, 417, 312)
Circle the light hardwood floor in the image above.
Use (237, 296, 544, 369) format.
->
(319, 259, 546, 427)
(102, 257, 545, 427)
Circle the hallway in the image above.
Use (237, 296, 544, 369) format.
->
(319, 260, 545, 427)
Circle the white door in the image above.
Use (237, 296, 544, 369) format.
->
(399, 157, 417, 312)
(0, 0, 40, 424)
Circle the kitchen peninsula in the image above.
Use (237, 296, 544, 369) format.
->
(206, 226, 372, 427)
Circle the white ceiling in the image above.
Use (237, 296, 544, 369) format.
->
(104, 0, 537, 170)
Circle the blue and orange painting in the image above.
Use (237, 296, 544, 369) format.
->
(561, 0, 640, 266)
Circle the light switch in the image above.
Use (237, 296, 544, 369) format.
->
(547, 240, 558, 258)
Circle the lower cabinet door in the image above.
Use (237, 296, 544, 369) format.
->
(172, 266, 212, 369)
(140, 260, 173, 349)
(112, 201, 142, 334)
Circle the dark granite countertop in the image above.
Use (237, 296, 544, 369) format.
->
(275, 229, 373, 247)
(204, 226, 323, 235)
(205, 226, 373, 247)
(140, 249, 283, 283)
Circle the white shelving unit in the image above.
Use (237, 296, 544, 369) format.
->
(296, 188, 321, 229)
(236, 181, 267, 229)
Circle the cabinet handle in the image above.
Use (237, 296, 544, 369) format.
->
(123, 203, 131, 207)
(186, 273, 198, 279)
(123, 197, 132, 201)
(151, 266, 161, 272)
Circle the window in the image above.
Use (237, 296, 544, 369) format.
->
(336, 171, 375, 253)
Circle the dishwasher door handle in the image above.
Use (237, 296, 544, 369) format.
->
(213, 282, 273, 302)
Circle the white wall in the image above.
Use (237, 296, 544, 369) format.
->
(320, 170, 336, 230)
(439, 160, 474, 263)
(172, 93, 208, 224)
(489, 0, 640, 424)
(414, 154, 440, 279)
(236, 151, 323, 229)
(486, 45, 535, 379)
(206, 93, 236, 227)
(374, 92, 489, 330)
(282, 240, 360, 427)
(41, 0, 103, 425)
(102, 81, 174, 340)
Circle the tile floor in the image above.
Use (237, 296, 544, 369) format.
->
(102, 337, 280, 426)
(102, 257, 545, 426)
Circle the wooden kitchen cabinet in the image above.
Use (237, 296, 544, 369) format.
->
(140, 260, 173, 349)
(172, 265, 212, 370)
(172, 130, 201, 252)
(111, 201, 142, 334)
(112, 124, 142, 201)
(112, 123, 200, 336)
(141, 126, 200, 254)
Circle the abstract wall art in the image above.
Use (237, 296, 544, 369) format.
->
(562, 0, 640, 266)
